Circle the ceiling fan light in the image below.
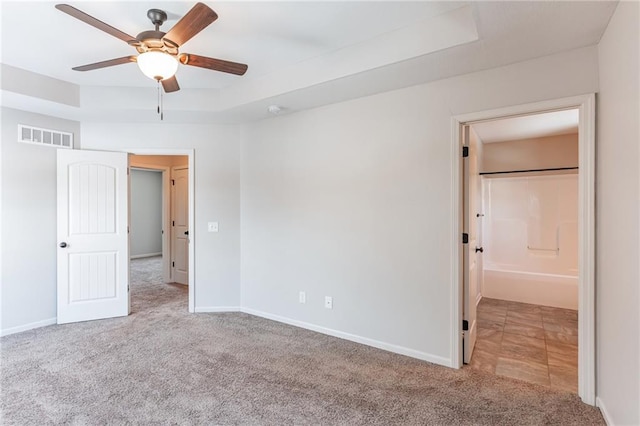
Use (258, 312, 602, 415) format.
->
(137, 51, 178, 81)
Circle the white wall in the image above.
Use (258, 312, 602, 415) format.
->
(240, 46, 599, 363)
(130, 169, 162, 257)
(0, 107, 81, 334)
(81, 123, 242, 310)
(596, 1, 640, 424)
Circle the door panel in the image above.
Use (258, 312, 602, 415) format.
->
(57, 150, 129, 324)
(171, 168, 189, 285)
(69, 252, 117, 301)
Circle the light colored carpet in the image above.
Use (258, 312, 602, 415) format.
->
(1, 256, 604, 425)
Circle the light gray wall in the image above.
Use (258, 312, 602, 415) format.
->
(81, 123, 242, 310)
(240, 46, 599, 362)
(596, 1, 640, 424)
(0, 107, 81, 333)
(130, 169, 162, 257)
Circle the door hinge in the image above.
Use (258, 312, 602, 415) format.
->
(462, 146, 469, 157)
(462, 233, 469, 244)
(127, 226, 130, 234)
(462, 320, 469, 331)
(172, 261, 175, 267)
(172, 220, 175, 226)
(171, 179, 175, 185)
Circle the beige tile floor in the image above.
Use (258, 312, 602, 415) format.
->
(466, 297, 578, 392)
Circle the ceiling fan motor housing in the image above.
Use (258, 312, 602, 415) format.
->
(131, 9, 179, 55)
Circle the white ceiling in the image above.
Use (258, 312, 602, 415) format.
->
(472, 109, 579, 144)
(0, 1, 466, 89)
(0, 1, 618, 123)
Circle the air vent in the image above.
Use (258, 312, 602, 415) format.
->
(18, 124, 73, 149)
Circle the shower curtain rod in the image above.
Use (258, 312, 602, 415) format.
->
(479, 166, 579, 176)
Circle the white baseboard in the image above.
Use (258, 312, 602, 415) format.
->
(596, 397, 614, 426)
(1, 317, 57, 337)
(194, 306, 241, 313)
(241, 307, 451, 367)
(476, 292, 483, 306)
(131, 252, 162, 259)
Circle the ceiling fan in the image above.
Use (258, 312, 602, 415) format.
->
(55, 2, 248, 93)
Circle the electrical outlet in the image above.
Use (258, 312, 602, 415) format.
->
(299, 291, 306, 304)
(324, 296, 333, 309)
(208, 222, 219, 232)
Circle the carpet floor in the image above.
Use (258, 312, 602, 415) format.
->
(1, 257, 604, 425)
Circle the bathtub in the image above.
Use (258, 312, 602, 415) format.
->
(482, 267, 578, 310)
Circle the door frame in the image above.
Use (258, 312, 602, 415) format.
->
(125, 149, 195, 313)
(450, 94, 596, 405)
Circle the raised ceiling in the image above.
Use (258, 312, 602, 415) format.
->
(0, 1, 618, 123)
(1, 1, 466, 89)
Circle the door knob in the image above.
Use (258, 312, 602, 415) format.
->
(184, 231, 189, 235)
(59, 242, 68, 248)
(475, 247, 483, 253)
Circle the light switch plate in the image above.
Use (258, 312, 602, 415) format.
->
(208, 222, 219, 232)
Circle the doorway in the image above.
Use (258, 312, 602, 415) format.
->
(127, 149, 195, 313)
(129, 155, 190, 298)
(463, 110, 580, 392)
(451, 94, 596, 405)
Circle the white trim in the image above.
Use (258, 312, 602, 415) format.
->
(1, 318, 57, 337)
(577, 94, 596, 406)
(195, 306, 241, 313)
(123, 149, 196, 313)
(450, 118, 463, 368)
(130, 252, 162, 259)
(475, 292, 482, 307)
(596, 397, 614, 426)
(242, 307, 451, 367)
(450, 94, 596, 405)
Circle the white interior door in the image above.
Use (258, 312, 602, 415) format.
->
(463, 126, 481, 363)
(57, 149, 129, 324)
(171, 167, 189, 285)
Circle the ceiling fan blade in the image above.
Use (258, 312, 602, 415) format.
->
(162, 76, 181, 93)
(55, 4, 137, 44)
(72, 56, 137, 72)
(179, 54, 248, 76)
(163, 3, 218, 47)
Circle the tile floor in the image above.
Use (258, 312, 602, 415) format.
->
(466, 297, 578, 392)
